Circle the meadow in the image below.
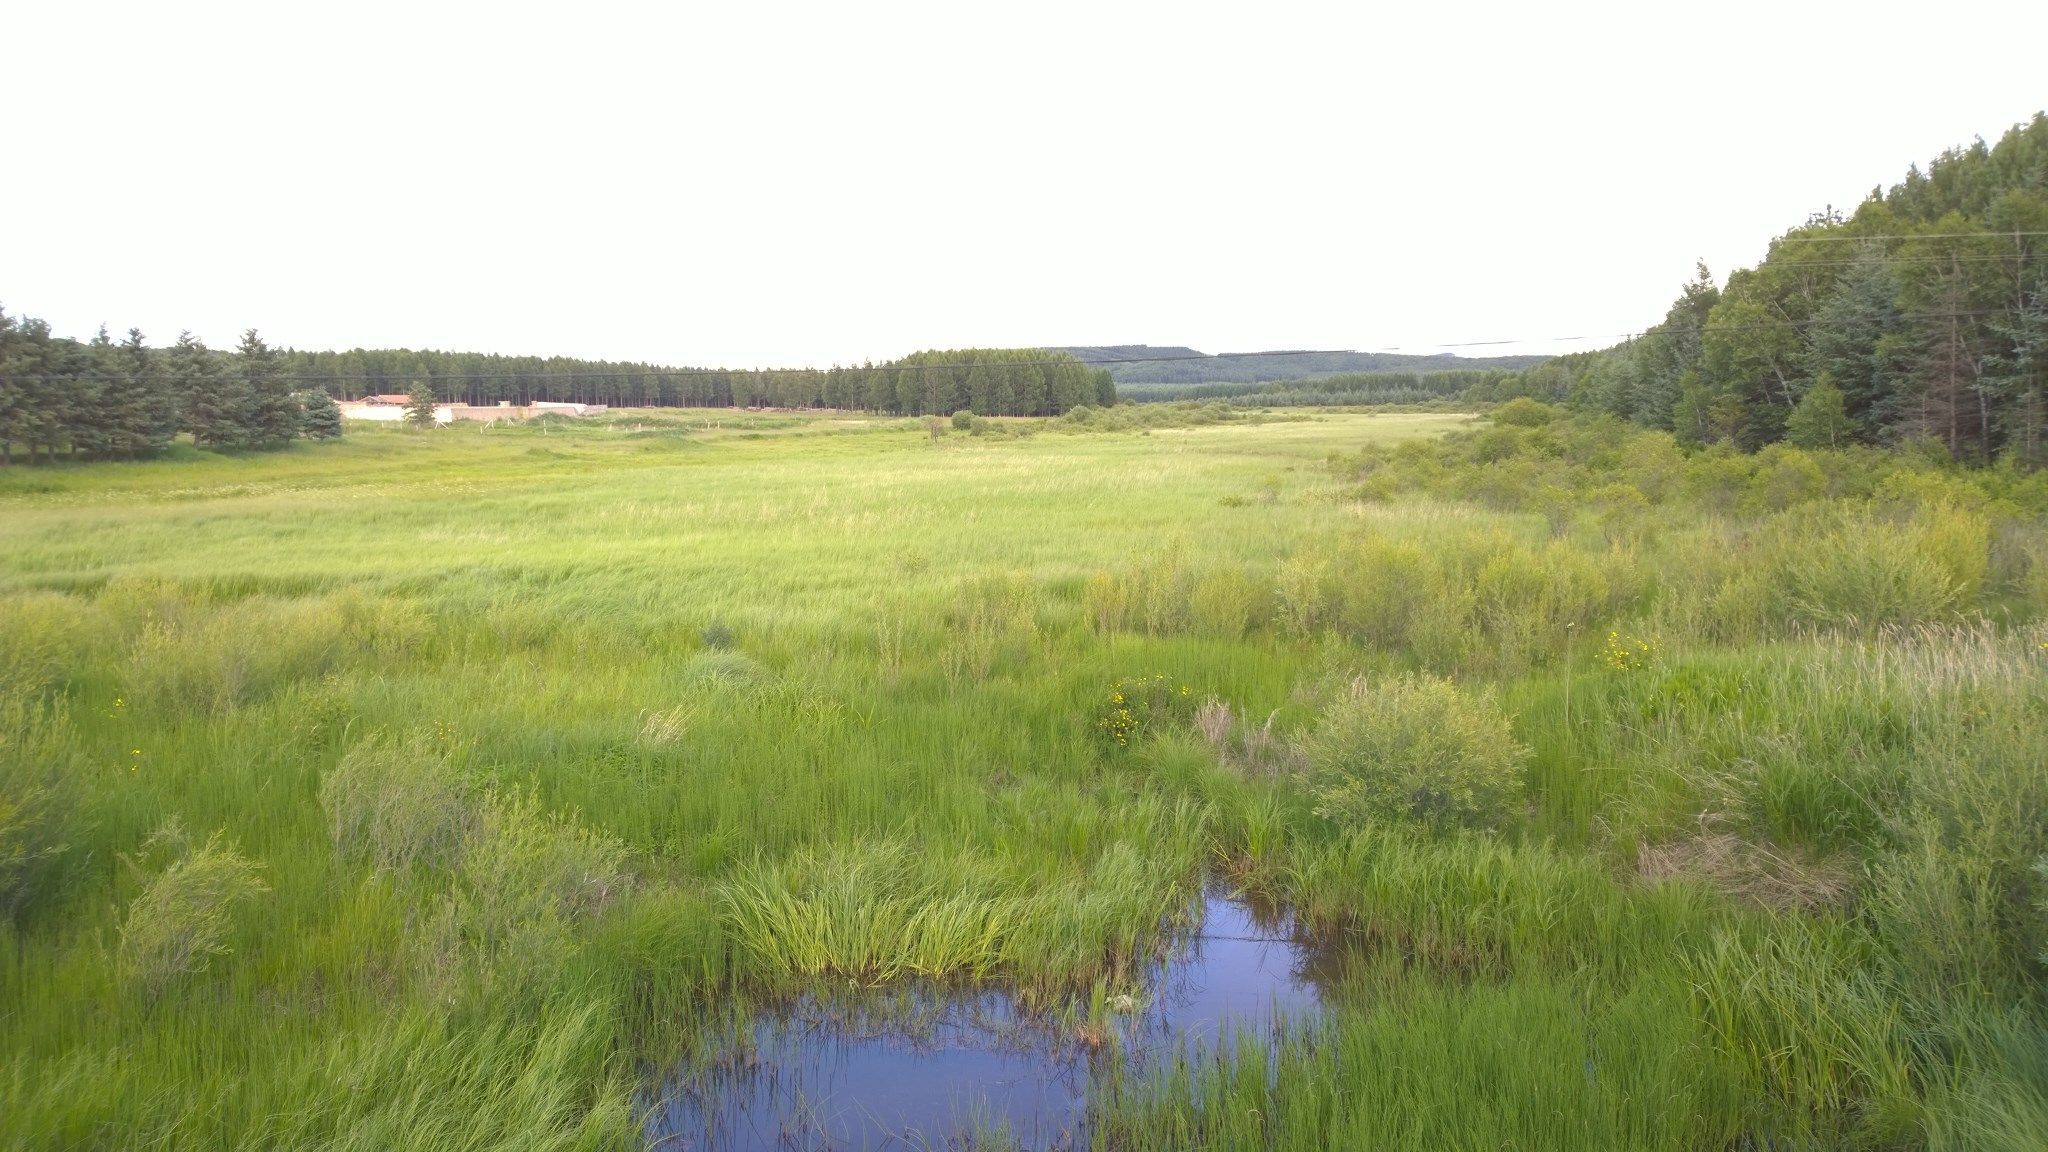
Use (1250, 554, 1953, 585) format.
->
(3, 404, 2046, 1150)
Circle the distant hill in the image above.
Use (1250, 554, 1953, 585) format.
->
(1048, 345, 1550, 385)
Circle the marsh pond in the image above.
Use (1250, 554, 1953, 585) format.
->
(646, 890, 1337, 1150)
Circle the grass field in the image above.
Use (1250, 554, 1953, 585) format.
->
(3, 406, 2046, 1150)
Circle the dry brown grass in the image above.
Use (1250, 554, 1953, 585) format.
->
(1637, 816, 1856, 912)
(1193, 699, 1295, 777)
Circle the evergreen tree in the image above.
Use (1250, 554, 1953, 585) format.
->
(82, 326, 132, 458)
(0, 306, 27, 465)
(1802, 246, 1901, 441)
(170, 332, 247, 449)
(1671, 370, 1714, 447)
(1634, 264, 1719, 429)
(9, 317, 79, 461)
(404, 376, 440, 428)
(127, 329, 178, 453)
(299, 389, 345, 439)
(1785, 373, 1854, 450)
(241, 329, 301, 446)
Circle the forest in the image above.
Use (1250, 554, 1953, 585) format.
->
(1118, 368, 1514, 406)
(278, 345, 1113, 415)
(1503, 113, 2048, 464)
(1053, 345, 1545, 386)
(0, 331, 1113, 462)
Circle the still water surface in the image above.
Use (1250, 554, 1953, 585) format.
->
(646, 891, 1332, 1151)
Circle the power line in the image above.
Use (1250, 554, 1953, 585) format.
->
(1371, 308, 2019, 354)
(1745, 252, 2042, 270)
(1764, 230, 2048, 244)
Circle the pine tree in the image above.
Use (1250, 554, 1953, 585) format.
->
(1785, 373, 1855, 450)
(86, 325, 136, 458)
(170, 332, 247, 449)
(300, 389, 345, 439)
(0, 306, 27, 465)
(1802, 246, 1902, 445)
(1635, 264, 1719, 430)
(127, 329, 177, 453)
(8, 316, 79, 462)
(241, 329, 301, 446)
(404, 377, 440, 428)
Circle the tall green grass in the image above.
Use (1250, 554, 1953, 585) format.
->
(1, 409, 2044, 1149)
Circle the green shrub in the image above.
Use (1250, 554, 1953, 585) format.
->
(1188, 567, 1269, 638)
(1335, 536, 1432, 649)
(950, 409, 979, 432)
(420, 790, 632, 1001)
(1301, 674, 1529, 830)
(117, 822, 269, 1000)
(1774, 508, 1972, 628)
(1744, 444, 1826, 513)
(320, 738, 476, 873)
(1275, 549, 1335, 638)
(1491, 397, 1557, 427)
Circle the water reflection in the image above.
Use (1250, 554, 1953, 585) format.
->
(646, 891, 1330, 1151)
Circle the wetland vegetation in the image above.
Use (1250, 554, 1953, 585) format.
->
(4, 404, 2047, 1149)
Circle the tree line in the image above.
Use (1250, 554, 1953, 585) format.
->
(1052, 345, 1545, 385)
(1501, 113, 2048, 466)
(1, 318, 1114, 463)
(281, 346, 1113, 416)
(1122, 368, 1516, 406)
(0, 312, 342, 464)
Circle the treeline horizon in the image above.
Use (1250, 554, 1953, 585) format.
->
(1121, 369, 1516, 407)
(1052, 344, 1548, 385)
(279, 346, 1114, 415)
(0, 326, 1116, 461)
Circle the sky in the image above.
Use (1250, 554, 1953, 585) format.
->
(5, 1, 2046, 369)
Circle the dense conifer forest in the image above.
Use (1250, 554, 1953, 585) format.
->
(1506, 114, 2048, 463)
(1054, 345, 1546, 385)
(0, 328, 1113, 462)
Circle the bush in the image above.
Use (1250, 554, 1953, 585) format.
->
(419, 791, 631, 999)
(1773, 507, 1975, 628)
(951, 409, 979, 432)
(1491, 397, 1557, 427)
(320, 738, 476, 873)
(1188, 567, 1270, 638)
(1300, 674, 1528, 830)
(117, 822, 269, 1000)
(1335, 536, 1432, 649)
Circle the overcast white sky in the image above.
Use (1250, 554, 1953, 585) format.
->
(5, 2, 2044, 368)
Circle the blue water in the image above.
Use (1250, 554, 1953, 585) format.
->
(645, 892, 1329, 1151)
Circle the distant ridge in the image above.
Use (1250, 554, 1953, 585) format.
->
(1048, 345, 1549, 385)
